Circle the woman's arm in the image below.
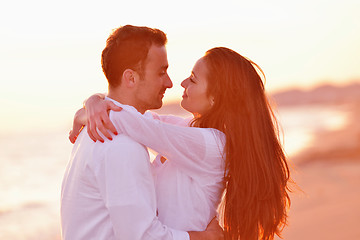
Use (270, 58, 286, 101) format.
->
(110, 106, 225, 181)
(82, 94, 189, 142)
(150, 111, 192, 127)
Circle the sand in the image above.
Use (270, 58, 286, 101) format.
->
(277, 102, 360, 239)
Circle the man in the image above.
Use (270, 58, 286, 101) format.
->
(62, 25, 221, 240)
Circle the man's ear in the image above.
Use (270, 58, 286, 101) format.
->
(122, 69, 137, 88)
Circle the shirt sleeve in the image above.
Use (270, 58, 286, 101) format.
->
(94, 137, 190, 240)
(149, 111, 192, 126)
(109, 109, 225, 184)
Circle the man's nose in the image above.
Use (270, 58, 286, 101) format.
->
(164, 74, 173, 89)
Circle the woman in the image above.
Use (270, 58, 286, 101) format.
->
(71, 47, 292, 240)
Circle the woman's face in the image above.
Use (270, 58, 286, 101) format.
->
(181, 57, 213, 116)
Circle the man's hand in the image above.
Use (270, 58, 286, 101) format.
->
(204, 217, 224, 240)
(188, 217, 224, 240)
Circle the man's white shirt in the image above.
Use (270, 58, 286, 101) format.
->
(60, 101, 190, 240)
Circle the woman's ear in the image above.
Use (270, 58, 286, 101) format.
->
(122, 69, 137, 88)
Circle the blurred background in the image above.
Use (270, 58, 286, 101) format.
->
(0, 0, 359, 239)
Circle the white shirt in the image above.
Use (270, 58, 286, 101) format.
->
(60, 102, 190, 240)
(110, 105, 226, 231)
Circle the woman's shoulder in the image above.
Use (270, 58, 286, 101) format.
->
(200, 128, 226, 152)
(201, 127, 225, 140)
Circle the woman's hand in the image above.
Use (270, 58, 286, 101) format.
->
(85, 94, 122, 142)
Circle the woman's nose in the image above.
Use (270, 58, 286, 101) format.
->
(181, 78, 188, 88)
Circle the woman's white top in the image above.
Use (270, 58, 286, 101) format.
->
(111, 106, 226, 231)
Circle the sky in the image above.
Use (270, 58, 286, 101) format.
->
(0, 0, 359, 134)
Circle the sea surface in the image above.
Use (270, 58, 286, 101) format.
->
(0, 104, 349, 240)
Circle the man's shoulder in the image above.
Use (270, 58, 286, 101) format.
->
(106, 134, 147, 151)
(101, 134, 150, 164)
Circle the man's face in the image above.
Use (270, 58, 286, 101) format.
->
(135, 45, 172, 111)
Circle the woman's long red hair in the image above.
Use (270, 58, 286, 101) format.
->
(191, 47, 291, 239)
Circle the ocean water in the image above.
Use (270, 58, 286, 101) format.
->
(276, 104, 348, 157)
(0, 131, 71, 240)
(0, 105, 349, 239)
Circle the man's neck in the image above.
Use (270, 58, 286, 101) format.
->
(107, 88, 146, 114)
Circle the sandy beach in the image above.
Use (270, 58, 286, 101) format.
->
(280, 161, 360, 239)
(275, 88, 360, 239)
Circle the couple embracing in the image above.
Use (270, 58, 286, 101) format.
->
(61, 25, 291, 240)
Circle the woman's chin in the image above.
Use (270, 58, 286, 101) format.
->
(180, 100, 191, 113)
